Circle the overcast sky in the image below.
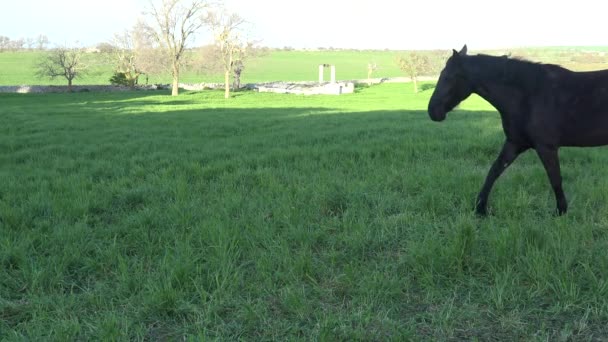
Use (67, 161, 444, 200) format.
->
(2, 0, 606, 49)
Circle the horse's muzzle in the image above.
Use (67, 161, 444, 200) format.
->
(428, 106, 447, 122)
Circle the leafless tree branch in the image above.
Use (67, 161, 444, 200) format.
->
(36, 47, 86, 92)
(146, 0, 209, 95)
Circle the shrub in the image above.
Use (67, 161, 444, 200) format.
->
(109, 72, 136, 87)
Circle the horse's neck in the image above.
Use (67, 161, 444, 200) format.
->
(465, 57, 547, 117)
(470, 73, 524, 119)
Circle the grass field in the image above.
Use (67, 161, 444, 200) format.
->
(2, 83, 608, 340)
(0, 50, 408, 86)
(2, 46, 608, 86)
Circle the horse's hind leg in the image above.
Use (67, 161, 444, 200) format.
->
(535, 146, 568, 215)
(476, 141, 527, 216)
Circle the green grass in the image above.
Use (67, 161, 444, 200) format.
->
(2, 47, 608, 86)
(0, 52, 111, 86)
(243, 50, 406, 82)
(0, 50, 409, 86)
(2, 83, 608, 340)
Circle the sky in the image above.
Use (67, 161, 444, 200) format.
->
(1, 0, 606, 50)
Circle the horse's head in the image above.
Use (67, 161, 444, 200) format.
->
(428, 45, 473, 122)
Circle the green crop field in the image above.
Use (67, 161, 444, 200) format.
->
(2, 83, 608, 340)
(2, 46, 608, 87)
(0, 50, 409, 86)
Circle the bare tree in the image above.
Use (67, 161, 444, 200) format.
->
(232, 58, 244, 90)
(145, 0, 209, 96)
(367, 61, 377, 85)
(195, 39, 258, 93)
(110, 30, 144, 87)
(25, 37, 36, 50)
(108, 20, 169, 87)
(131, 19, 166, 81)
(9, 38, 25, 51)
(36, 34, 50, 50)
(207, 11, 247, 98)
(0, 36, 10, 52)
(0, 35, 49, 52)
(397, 52, 431, 93)
(193, 43, 222, 74)
(36, 47, 86, 92)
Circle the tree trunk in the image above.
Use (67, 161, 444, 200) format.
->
(233, 70, 241, 90)
(172, 62, 179, 96)
(224, 70, 230, 99)
(68, 78, 73, 93)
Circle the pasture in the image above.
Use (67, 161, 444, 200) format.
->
(2, 83, 608, 340)
(1, 46, 608, 87)
(0, 50, 409, 86)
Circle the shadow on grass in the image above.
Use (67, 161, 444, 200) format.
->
(419, 83, 436, 92)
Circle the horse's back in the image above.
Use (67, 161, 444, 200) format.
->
(529, 67, 608, 147)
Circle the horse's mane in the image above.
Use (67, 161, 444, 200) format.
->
(464, 54, 568, 92)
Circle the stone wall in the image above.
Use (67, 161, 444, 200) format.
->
(0, 84, 166, 93)
(256, 82, 355, 95)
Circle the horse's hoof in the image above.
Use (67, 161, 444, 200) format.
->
(475, 207, 488, 217)
(556, 202, 568, 216)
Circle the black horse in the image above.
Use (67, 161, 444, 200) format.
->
(428, 45, 608, 215)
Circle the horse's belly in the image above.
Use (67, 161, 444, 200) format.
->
(561, 116, 608, 147)
(562, 136, 608, 147)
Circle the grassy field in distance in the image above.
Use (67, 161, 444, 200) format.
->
(0, 50, 408, 86)
(1, 46, 608, 86)
(2, 83, 608, 340)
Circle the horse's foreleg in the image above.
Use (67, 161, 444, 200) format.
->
(535, 146, 568, 215)
(476, 141, 526, 216)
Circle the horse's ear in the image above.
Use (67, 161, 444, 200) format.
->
(459, 45, 468, 55)
(452, 45, 467, 58)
